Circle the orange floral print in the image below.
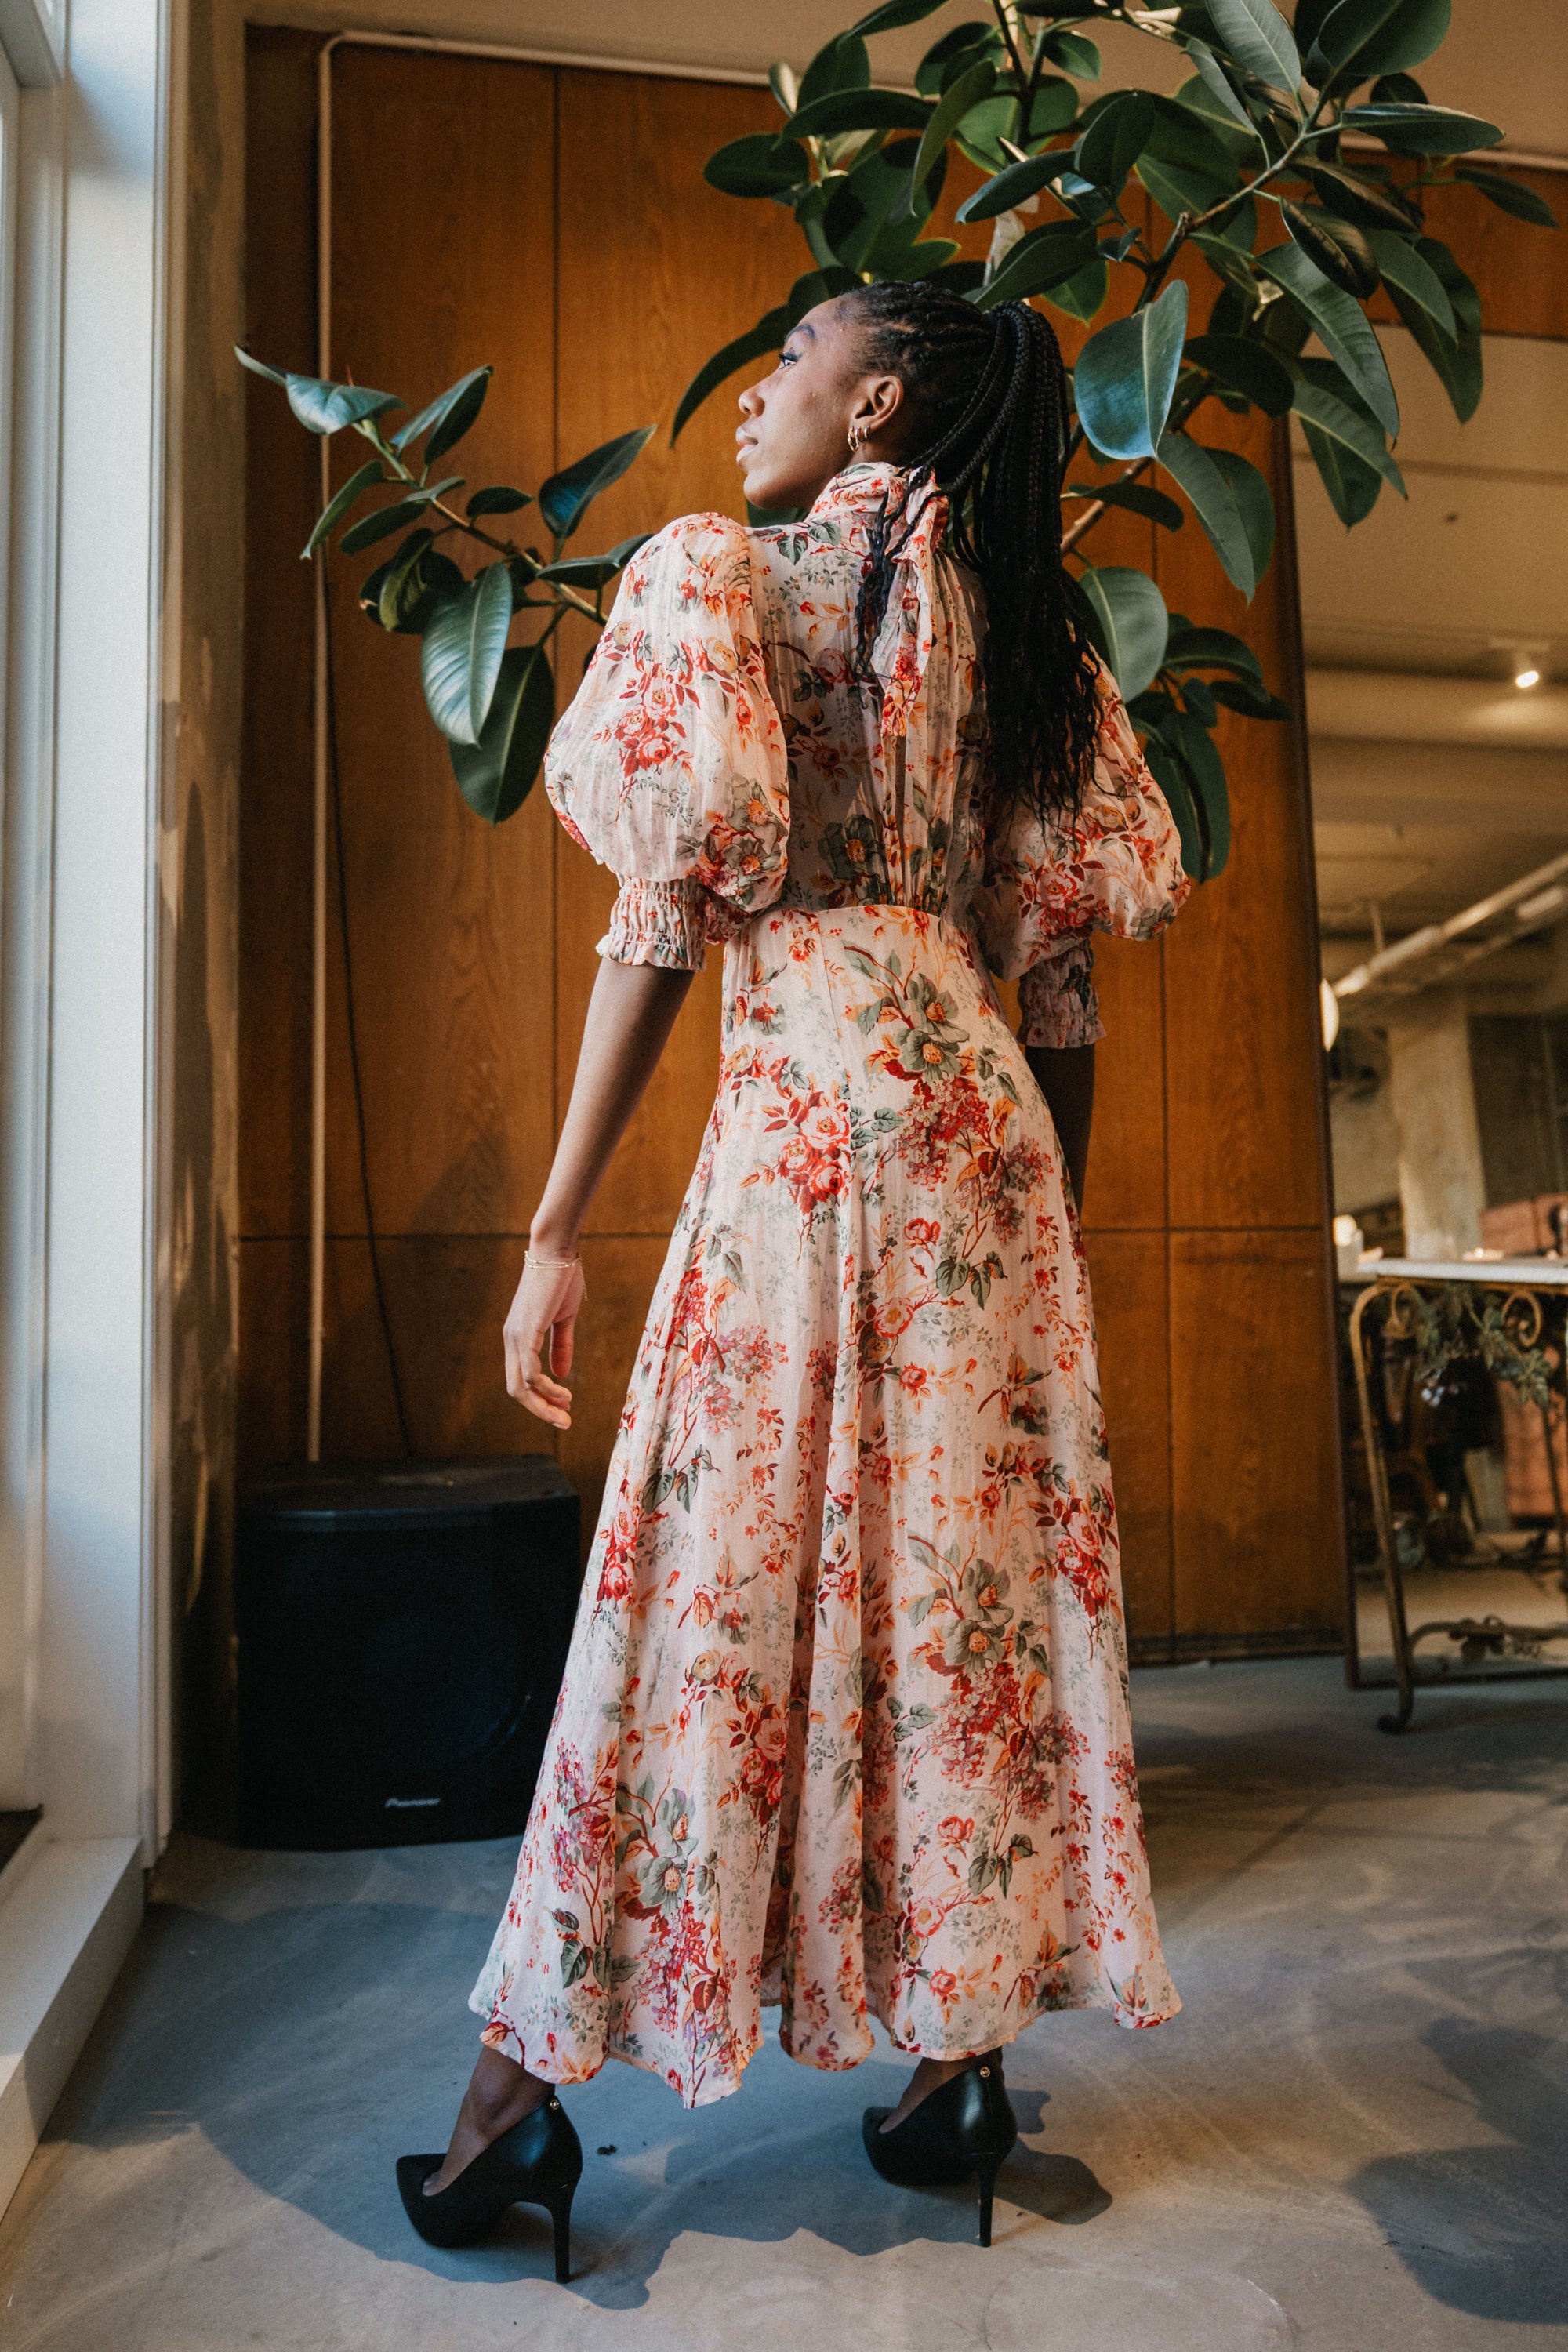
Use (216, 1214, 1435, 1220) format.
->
(472, 463, 1189, 2108)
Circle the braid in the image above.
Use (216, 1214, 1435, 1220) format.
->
(843, 281, 1100, 825)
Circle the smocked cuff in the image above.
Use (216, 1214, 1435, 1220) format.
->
(598, 877, 707, 971)
(1018, 942, 1105, 1051)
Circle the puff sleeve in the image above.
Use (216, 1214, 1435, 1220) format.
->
(970, 655, 1190, 1039)
(543, 514, 790, 971)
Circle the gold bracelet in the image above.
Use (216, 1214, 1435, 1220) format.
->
(524, 1249, 580, 1270)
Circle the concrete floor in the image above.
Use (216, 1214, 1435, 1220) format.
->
(2, 1657, 1565, 2350)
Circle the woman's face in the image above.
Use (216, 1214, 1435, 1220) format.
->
(735, 298, 909, 512)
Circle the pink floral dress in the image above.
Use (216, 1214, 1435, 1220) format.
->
(472, 463, 1190, 2107)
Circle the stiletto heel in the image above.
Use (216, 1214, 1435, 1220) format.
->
(549, 2183, 575, 2283)
(975, 2150, 1001, 2248)
(862, 2053, 1017, 2246)
(396, 2092, 584, 2267)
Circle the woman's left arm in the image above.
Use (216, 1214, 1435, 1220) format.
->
(503, 956, 694, 1430)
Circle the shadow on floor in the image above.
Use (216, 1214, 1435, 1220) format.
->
(1348, 2013, 1568, 2325)
(49, 1893, 1110, 2310)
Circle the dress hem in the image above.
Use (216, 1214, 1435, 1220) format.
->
(471, 1976, 1178, 2112)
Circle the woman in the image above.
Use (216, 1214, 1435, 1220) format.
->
(398, 282, 1189, 2277)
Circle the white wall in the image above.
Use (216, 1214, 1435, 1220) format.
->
(0, 0, 171, 1849)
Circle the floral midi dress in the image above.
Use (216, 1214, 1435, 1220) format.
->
(471, 462, 1190, 2107)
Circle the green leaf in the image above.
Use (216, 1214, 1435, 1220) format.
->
(1335, 103, 1502, 154)
(283, 373, 401, 436)
(826, 138, 924, 270)
(1135, 107, 1240, 220)
(898, 57, 996, 217)
(782, 89, 930, 142)
(1211, 674, 1293, 720)
(1075, 89, 1156, 198)
(1184, 333, 1294, 416)
(1065, 479, 1185, 531)
(1040, 26, 1100, 77)
(1454, 166, 1558, 227)
(1308, 0, 1450, 82)
(706, 133, 808, 198)
(974, 220, 1096, 309)
(533, 547, 642, 588)
(848, 0, 950, 33)
(339, 494, 438, 555)
(1258, 243, 1398, 435)
(449, 641, 555, 825)
(1169, 706, 1232, 877)
(539, 426, 655, 542)
(1202, 0, 1300, 93)
(1143, 738, 1205, 880)
(1299, 417, 1385, 524)
(466, 485, 531, 517)
(1298, 159, 1421, 232)
(392, 365, 492, 462)
(914, 20, 997, 96)
(1047, 256, 1110, 324)
(1208, 445, 1274, 578)
(1073, 279, 1189, 460)
(1156, 431, 1258, 596)
(235, 346, 288, 387)
(1279, 200, 1380, 297)
(955, 79, 1078, 174)
(1290, 377, 1406, 490)
(955, 148, 1073, 223)
(798, 29, 869, 112)
(1076, 564, 1170, 699)
(302, 458, 385, 559)
(1181, 44, 1257, 133)
(419, 563, 514, 746)
(375, 528, 433, 629)
(1385, 237, 1482, 420)
(1163, 617, 1262, 677)
(1364, 228, 1454, 338)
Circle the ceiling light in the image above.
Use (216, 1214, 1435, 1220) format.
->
(1515, 666, 1541, 690)
(1320, 976, 1341, 1050)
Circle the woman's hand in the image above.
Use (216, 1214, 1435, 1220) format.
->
(503, 1254, 586, 1430)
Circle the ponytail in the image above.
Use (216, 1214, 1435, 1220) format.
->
(844, 283, 1101, 825)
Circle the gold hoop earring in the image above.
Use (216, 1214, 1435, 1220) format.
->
(848, 418, 869, 455)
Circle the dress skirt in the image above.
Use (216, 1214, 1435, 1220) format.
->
(471, 902, 1180, 2108)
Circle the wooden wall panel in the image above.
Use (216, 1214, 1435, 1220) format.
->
(326, 52, 559, 1240)
(1158, 432, 1327, 1229)
(1368, 165, 1566, 343)
(549, 70, 801, 1229)
(1081, 935, 1167, 1229)
(1084, 1231, 1173, 1647)
(239, 44, 1345, 1657)
(1170, 1231, 1342, 1643)
(239, 31, 321, 1243)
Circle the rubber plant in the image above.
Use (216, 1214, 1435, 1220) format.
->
(238, 0, 1552, 862)
(679, 0, 1555, 880)
(234, 346, 655, 825)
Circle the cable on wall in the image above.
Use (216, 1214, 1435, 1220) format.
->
(321, 573, 414, 1456)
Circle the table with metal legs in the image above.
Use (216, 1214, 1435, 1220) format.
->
(1345, 1258, 1568, 1731)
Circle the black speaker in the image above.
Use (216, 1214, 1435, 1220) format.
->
(235, 1457, 580, 1850)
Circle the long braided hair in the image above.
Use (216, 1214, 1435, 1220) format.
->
(842, 281, 1100, 824)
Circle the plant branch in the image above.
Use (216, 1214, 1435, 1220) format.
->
(989, 0, 1030, 97)
(1060, 455, 1153, 554)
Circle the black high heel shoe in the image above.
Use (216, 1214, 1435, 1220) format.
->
(862, 2053, 1018, 2247)
(396, 2093, 583, 2280)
